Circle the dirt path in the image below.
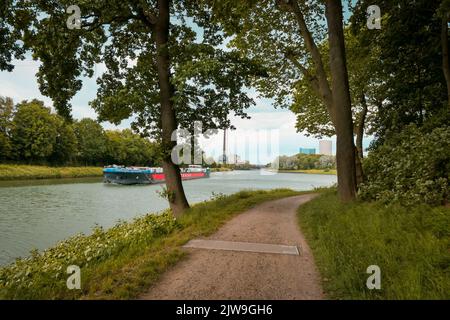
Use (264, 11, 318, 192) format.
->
(140, 194, 324, 300)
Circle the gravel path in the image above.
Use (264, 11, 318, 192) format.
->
(140, 194, 324, 300)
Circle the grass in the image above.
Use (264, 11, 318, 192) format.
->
(0, 164, 103, 180)
(297, 190, 450, 300)
(278, 169, 337, 175)
(0, 188, 302, 300)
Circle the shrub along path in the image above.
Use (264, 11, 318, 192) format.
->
(140, 194, 324, 300)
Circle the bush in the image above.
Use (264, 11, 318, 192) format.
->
(360, 125, 450, 206)
(0, 213, 179, 299)
(277, 154, 336, 170)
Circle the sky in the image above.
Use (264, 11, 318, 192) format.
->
(0, 57, 355, 162)
(0, 2, 372, 164)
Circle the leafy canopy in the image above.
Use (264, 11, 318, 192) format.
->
(14, 0, 266, 134)
(351, 0, 449, 144)
(11, 100, 59, 161)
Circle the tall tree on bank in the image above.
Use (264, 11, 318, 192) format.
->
(14, 0, 263, 216)
(325, 0, 358, 199)
(11, 100, 59, 163)
(440, 0, 450, 104)
(0, 96, 15, 159)
(206, 0, 357, 201)
(291, 29, 381, 185)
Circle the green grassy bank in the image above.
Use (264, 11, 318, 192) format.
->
(278, 169, 337, 175)
(0, 189, 301, 300)
(210, 167, 234, 172)
(298, 191, 450, 300)
(0, 165, 103, 181)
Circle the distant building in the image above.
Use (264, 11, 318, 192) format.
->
(319, 140, 332, 156)
(299, 148, 316, 155)
(218, 153, 245, 165)
(228, 154, 242, 165)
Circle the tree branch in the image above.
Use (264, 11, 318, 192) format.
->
(278, 0, 334, 118)
(81, 13, 142, 32)
(285, 52, 320, 94)
(133, 1, 158, 26)
(141, 9, 158, 25)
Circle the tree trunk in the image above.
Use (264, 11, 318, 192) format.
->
(325, 0, 357, 202)
(354, 147, 364, 187)
(355, 92, 368, 187)
(356, 92, 368, 160)
(442, 17, 450, 105)
(155, 0, 190, 217)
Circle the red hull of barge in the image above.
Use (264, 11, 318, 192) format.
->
(151, 172, 208, 182)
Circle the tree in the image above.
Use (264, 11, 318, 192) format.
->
(290, 30, 376, 142)
(350, 0, 450, 206)
(104, 131, 128, 166)
(105, 129, 159, 166)
(0, 0, 27, 71)
(206, 0, 357, 201)
(50, 116, 78, 165)
(351, 0, 448, 144)
(73, 118, 107, 165)
(11, 100, 58, 162)
(275, 153, 336, 171)
(318, 155, 335, 170)
(17, 0, 263, 216)
(290, 28, 382, 184)
(439, 0, 450, 104)
(0, 96, 15, 160)
(0, 132, 11, 160)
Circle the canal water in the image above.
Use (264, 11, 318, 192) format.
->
(0, 170, 336, 265)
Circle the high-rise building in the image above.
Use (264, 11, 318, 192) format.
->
(319, 140, 332, 155)
(299, 148, 316, 155)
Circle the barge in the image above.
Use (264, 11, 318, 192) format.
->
(103, 165, 210, 185)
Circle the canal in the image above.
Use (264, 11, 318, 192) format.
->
(0, 170, 336, 265)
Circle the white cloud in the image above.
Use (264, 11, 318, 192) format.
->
(0, 60, 53, 106)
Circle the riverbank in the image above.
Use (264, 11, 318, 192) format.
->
(0, 188, 302, 299)
(210, 167, 233, 172)
(0, 164, 103, 181)
(278, 169, 337, 175)
(298, 190, 450, 299)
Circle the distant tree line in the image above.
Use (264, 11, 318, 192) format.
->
(0, 98, 160, 166)
(275, 154, 336, 171)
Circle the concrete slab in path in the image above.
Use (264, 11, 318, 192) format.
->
(140, 194, 324, 300)
(183, 239, 300, 256)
